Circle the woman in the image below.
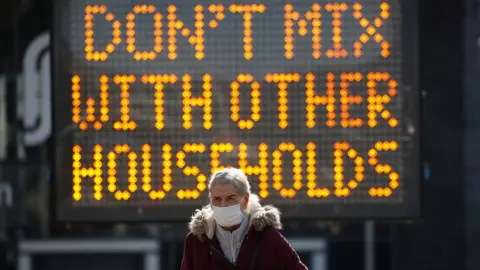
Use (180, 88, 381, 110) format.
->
(181, 167, 308, 270)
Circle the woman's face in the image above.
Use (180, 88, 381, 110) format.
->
(210, 184, 249, 210)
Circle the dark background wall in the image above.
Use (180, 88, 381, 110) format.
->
(0, 0, 52, 73)
(464, 0, 480, 270)
(392, 0, 466, 269)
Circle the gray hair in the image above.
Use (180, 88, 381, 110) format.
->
(208, 167, 251, 196)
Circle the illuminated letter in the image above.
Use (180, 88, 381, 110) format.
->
(84, 5, 121, 61)
(368, 141, 399, 197)
(182, 74, 213, 130)
(210, 143, 234, 174)
(366, 72, 398, 127)
(71, 75, 109, 131)
(167, 5, 206, 60)
(107, 144, 138, 200)
(176, 143, 207, 200)
(229, 4, 266, 60)
(230, 74, 261, 129)
(284, 3, 321, 59)
(126, 5, 162, 61)
(207, 4, 226, 29)
(72, 145, 103, 201)
(339, 72, 364, 127)
(306, 142, 331, 198)
(142, 144, 172, 200)
(333, 142, 365, 197)
(265, 73, 301, 129)
(305, 73, 336, 128)
(113, 75, 137, 131)
(72, 75, 82, 128)
(272, 142, 302, 198)
(141, 74, 178, 130)
(325, 4, 348, 58)
(166, 5, 226, 60)
(352, 2, 390, 58)
(238, 143, 268, 198)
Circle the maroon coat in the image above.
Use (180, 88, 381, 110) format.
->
(180, 196, 308, 270)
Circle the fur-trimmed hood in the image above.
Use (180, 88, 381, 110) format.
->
(188, 194, 282, 240)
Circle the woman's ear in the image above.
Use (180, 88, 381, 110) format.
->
(241, 192, 250, 211)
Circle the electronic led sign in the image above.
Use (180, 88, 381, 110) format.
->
(53, 0, 420, 221)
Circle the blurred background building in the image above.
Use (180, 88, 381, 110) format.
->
(0, 0, 473, 269)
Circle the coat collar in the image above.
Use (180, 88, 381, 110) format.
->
(188, 194, 283, 240)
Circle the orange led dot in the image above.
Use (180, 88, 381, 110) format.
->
(177, 190, 185, 199)
(390, 181, 399, 190)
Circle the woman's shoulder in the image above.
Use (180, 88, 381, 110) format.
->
(185, 232, 210, 246)
(255, 226, 292, 248)
(261, 225, 284, 238)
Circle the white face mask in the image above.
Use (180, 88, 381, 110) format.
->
(211, 203, 244, 227)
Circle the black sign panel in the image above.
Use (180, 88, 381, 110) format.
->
(52, 0, 420, 221)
